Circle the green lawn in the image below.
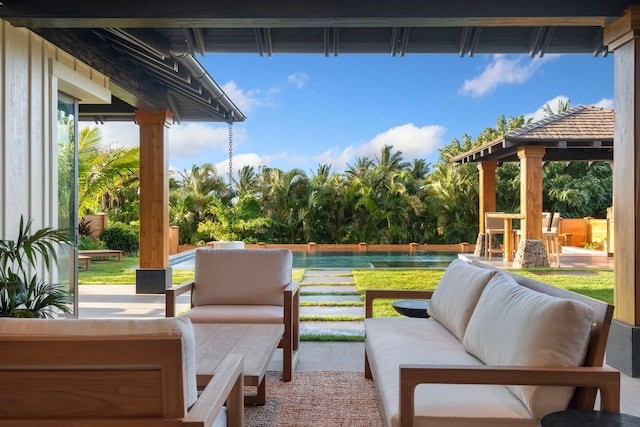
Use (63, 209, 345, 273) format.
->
(353, 268, 614, 318)
(80, 257, 613, 316)
(78, 256, 304, 284)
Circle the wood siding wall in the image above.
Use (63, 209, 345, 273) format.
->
(0, 20, 108, 252)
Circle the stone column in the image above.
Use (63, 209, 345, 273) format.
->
(474, 160, 498, 257)
(604, 6, 640, 377)
(135, 110, 173, 294)
(512, 145, 548, 268)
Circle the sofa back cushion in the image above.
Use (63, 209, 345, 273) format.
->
(462, 272, 594, 418)
(0, 317, 198, 408)
(428, 259, 497, 340)
(192, 248, 292, 307)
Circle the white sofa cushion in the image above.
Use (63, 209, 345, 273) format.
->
(462, 272, 594, 418)
(0, 317, 198, 409)
(428, 259, 497, 340)
(365, 317, 537, 427)
(192, 248, 292, 307)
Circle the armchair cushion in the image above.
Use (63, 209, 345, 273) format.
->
(0, 317, 198, 408)
(183, 304, 284, 324)
(463, 272, 594, 418)
(428, 258, 497, 340)
(192, 248, 292, 306)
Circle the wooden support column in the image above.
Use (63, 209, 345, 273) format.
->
(135, 110, 172, 294)
(604, 6, 640, 377)
(512, 145, 548, 269)
(517, 146, 545, 240)
(478, 160, 498, 233)
(473, 160, 498, 257)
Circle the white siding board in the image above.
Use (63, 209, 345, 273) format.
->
(29, 32, 46, 231)
(4, 24, 30, 236)
(0, 20, 109, 244)
(0, 22, 5, 237)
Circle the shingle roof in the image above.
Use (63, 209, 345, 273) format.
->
(507, 106, 614, 141)
(451, 106, 614, 164)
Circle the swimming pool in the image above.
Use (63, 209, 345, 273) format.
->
(169, 250, 459, 269)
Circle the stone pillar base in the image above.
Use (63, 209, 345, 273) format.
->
(607, 320, 640, 377)
(512, 239, 549, 268)
(474, 233, 501, 257)
(474, 233, 485, 257)
(136, 267, 172, 294)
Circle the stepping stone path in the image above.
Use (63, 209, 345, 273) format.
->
(299, 269, 364, 338)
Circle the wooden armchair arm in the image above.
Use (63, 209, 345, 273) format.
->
(365, 289, 434, 318)
(185, 354, 244, 427)
(399, 365, 621, 427)
(284, 280, 302, 321)
(284, 280, 302, 297)
(166, 281, 194, 317)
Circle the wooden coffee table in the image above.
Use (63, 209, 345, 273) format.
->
(192, 323, 284, 405)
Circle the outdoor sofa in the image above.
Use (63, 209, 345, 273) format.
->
(364, 258, 620, 427)
(0, 317, 243, 427)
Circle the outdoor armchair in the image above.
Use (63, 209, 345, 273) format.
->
(166, 248, 300, 381)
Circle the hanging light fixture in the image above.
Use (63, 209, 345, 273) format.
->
(227, 113, 234, 241)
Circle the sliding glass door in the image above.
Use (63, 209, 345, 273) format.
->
(57, 92, 78, 317)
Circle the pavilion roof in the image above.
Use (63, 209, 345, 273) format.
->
(450, 106, 614, 164)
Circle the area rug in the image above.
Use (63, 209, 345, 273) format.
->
(244, 371, 384, 427)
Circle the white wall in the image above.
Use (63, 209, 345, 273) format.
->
(0, 20, 110, 240)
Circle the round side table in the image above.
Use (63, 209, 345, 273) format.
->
(391, 300, 430, 318)
(541, 410, 640, 427)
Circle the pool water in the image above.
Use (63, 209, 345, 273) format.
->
(170, 250, 458, 270)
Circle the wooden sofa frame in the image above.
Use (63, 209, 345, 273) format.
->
(0, 333, 243, 427)
(364, 263, 620, 427)
(167, 279, 300, 381)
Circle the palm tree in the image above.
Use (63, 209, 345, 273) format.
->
(77, 127, 140, 218)
(374, 145, 409, 174)
(543, 98, 571, 117)
(169, 164, 227, 243)
(236, 165, 259, 195)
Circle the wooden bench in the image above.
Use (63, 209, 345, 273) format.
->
(78, 254, 91, 270)
(78, 249, 124, 262)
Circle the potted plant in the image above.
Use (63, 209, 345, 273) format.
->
(0, 216, 72, 318)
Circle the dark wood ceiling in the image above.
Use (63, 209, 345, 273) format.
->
(1, 0, 637, 122)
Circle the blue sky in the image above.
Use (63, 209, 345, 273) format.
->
(88, 53, 613, 177)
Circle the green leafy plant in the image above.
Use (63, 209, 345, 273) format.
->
(0, 216, 72, 318)
(78, 235, 105, 250)
(584, 241, 602, 250)
(98, 222, 139, 254)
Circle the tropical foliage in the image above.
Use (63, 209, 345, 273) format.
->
(79, 113, 612, 246)
(78, 126, 140, 220)
(0, 216, 71, 318)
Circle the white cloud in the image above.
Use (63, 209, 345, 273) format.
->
(82, 121, 139, 148)
(288, 71, 310, 89)
(316, 123, 446, 170)
(525, 96, 615, 123)
(214, 152, 266, 178)
(168, 123, 246, 157)
(221, 80, 267, 112)
(460, 54, 556, 98)
(525, 95, 571, 122)
(594, 98, 614, 109)
(82, 121, 246, 160)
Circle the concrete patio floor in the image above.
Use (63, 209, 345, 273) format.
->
(77, 248, 639, 416)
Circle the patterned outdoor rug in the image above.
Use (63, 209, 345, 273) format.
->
(244, 371, 384, 427)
